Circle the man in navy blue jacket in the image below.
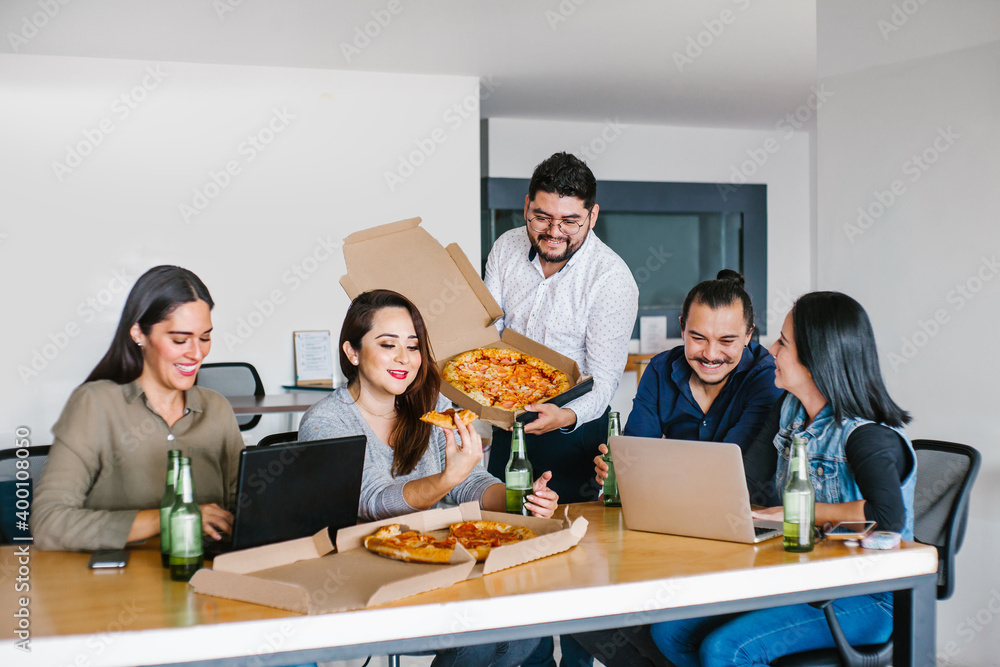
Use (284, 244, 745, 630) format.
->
(583, 271, 783, 665)
(597, 270, 782, 484)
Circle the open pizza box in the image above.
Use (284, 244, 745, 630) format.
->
(189, 502, 588, 614)
(339, 217, 593, 428)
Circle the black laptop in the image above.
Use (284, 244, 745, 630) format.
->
(204, 435, 366, 554)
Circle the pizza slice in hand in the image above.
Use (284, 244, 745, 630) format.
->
(419, 408, 477, 430)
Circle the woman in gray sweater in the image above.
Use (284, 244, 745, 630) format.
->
(299, 289, 559, 521)
(300, 289, 558, 667)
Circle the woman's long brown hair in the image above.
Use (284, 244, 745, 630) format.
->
(339, 290, 441, 476)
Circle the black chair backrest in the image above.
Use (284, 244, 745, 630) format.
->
(911, 439, 981, 601)
(196, 362, 265, 431)
(256, 431, 298, 447)
(0, 445, 51, 545)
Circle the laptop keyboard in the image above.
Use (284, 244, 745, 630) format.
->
(202, 533, 234, 557)
(754, 525, 777, 536)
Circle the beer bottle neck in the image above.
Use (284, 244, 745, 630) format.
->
(511, 431, 527, 457)
(175, 464, 196, 504)
(792, 440, 809, 478)
(167, 452, 181, 487)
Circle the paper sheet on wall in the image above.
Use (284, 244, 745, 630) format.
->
(639, 316, 670, 355)
(294, 331, 333, 386)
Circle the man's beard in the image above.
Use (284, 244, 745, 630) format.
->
(530, 232, 584, 264)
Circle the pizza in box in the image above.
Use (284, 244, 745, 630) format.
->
(442, 348, 571, 412)
(364, 521, 537, 564)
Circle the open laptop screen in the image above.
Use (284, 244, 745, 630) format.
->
(231, 435, 366, 550)
(612, 435, 781, 544)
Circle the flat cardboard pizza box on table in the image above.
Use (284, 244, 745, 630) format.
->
(339, 217, 592, 427)
(189, 502, 588, 614)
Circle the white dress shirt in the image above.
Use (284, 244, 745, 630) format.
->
(484, 227, 639, 428)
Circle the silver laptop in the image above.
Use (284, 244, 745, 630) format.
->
(611, 435, 783, 544)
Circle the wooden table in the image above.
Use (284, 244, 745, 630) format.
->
(225, 393, 326, 416)
(225, 392, 327, 431)
(625, 353, 657, 377)
(0, 503, 939, 666)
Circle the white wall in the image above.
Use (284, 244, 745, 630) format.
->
(816, 2, 1000, 663)
(1, 54, 482, 445)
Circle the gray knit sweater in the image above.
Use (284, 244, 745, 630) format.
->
(298, 387, 500, 521)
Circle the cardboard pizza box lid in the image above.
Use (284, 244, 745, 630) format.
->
(475, 507, 589, 576)
(209, 527, 335, 575)
(189, 503, 588, 614)
(191, 507, 477, 615)
(339, 217, 591, 426)
(191, 547, 477, 614)
(340, 217, 502, 360)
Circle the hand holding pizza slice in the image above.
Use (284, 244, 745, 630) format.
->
(439, 410, 485, 487)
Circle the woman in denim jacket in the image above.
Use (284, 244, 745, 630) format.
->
(650, 291, 916, 667)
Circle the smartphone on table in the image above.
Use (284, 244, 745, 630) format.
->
(826, 521, 877, 540)
(88, 549, 129, 569)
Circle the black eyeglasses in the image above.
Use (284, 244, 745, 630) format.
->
(526, 212, 591, 235)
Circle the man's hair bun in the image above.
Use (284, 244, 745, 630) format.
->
(716, 269, 745, 289)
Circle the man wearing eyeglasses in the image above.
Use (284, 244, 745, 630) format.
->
(484, 152, 639, 505)
(484, 152, 638, 667)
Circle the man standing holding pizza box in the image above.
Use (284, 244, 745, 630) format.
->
(484, 151, 639, 504)
(485, 153, 638, 667)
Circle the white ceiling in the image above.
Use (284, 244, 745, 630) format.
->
(0, 0, 817, 130)
(817, 0, 1000, 78)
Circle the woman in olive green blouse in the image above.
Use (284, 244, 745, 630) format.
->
(31, 266, 244, 551)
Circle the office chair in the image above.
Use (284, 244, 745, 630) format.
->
(0, 445, 51, 545)
(256, 431, 298, 447)
(772, 439, 981, 667)
(197, 362, 265, 431)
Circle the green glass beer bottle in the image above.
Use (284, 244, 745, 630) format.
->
(505, 422, 533, 515)
(783, 436, 815, 553)
(602, 411, 622, 507)
(160, 449, 181, 567)
(169, 457, 204, 581)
